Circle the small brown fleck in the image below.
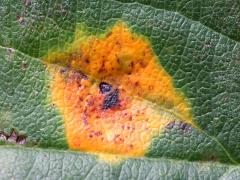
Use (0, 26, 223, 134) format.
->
(51, 103, 56, 108)
(115, 41, 121, 46)
(21, 61, 28, 70)
(130, 62, 134, 68)
(148, 85, 154, 90)
(17, 16, 26, 26)
(89, 134, 93, 138)
(7, 48, 15, 54)
(139, 61, 146, 68)
(134, 81, 140, 87)
(95, 131, 102, 136)
(85, 58, 90, 64)
(78, 97, 83, 102)
(60, 67, 69, 74)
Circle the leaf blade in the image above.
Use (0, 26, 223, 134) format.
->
(0, 146, 239, 180)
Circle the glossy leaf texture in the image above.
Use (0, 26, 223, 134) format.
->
(0, 0, 240, 179)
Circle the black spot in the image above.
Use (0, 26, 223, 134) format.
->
(103, 89, 119, 110)
(99, 82, 112, 94)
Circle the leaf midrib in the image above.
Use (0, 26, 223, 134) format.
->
(0, 145, 238, 166)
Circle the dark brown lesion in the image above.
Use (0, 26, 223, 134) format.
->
(98, 81, 120, 110)
(99, 82, 112, 94)
(103, 89, 120, 110)
(0, 129, 27, 145)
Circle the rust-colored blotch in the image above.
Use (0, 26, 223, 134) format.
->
(45, 22, 194, 157)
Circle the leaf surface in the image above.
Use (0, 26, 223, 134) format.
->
(0, 0, 240, 179)
(0, 146, 240, 180)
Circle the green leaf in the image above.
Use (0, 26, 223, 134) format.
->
(1, 146, 240, 180)
(0, 0, 240, 179)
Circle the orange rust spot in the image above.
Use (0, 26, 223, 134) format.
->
(45, 22, 194, 157)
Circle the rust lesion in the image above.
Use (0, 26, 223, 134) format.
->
(44, 22, 194, 157)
